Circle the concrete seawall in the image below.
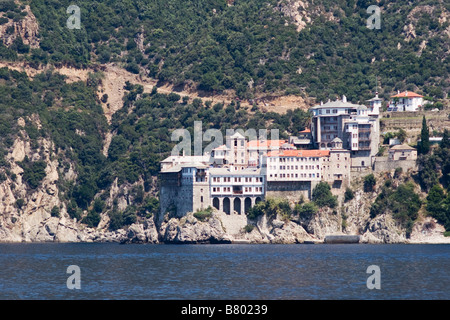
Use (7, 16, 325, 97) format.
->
(324, 235, 360, 244)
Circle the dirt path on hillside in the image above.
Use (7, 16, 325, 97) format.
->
(0, 61, 310, 123)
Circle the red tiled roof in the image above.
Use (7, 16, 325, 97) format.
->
(247, 140, 286, 148)
(391, 91, 424, 98)
(267, 149, 330, 157)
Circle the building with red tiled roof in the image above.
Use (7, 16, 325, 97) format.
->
(388, 91, 424, 112)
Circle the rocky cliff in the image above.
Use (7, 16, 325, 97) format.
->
(0, 116, 448, 244)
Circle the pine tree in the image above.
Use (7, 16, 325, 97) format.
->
(441, 129, 450, 149)
(419, 116, 430, 154)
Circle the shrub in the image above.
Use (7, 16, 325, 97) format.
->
(109, 206, 138, 231)
(20, 159, 47, 189)
(247, 201, 265, 220)
(15, 198, 25, 209)
(370, 182, 422, 237)
(193, 206, 213, 222)
(93, 198, 105, 213)
(50, 206, 60, 218)
(82, 210, 101, 228)
(312, 182, 337, 208)
(243, 224, 255, 233)
(394, 167, 403, 179)
(294, 202, 318, 219)
(344, 187, 354, 202)
(67, 201, 82, 221)
(363, 174, 376, 192)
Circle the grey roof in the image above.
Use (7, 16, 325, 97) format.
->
(310, 99, 366, 110)
(160, 165, 182, 173)
(209, 167, 261, 176)
(389, 144, 416, 151)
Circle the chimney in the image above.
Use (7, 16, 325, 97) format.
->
(342, 95, 347, 103)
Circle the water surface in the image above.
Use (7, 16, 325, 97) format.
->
(0, 243, 448, 299)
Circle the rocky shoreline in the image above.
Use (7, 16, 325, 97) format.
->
(1, 209, 449, 245)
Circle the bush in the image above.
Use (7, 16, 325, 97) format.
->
(50, 206, 60, 218)
(67, 201, 82, 221)
(193, 206, 213, 222)
(82, 210, 101, 228)
(294, 202, 318, 219)
(363, 174, 376, 193)
(370, 182, 422, 237)
(243, 224, 255, 233)
(247, 201, 265, 220)
(109, 206, 138, 231)
(15, 198, 25, 209)
(344, 187, 354, 202)
(312, 182, 337, 208)
(20, 159, 47, 189)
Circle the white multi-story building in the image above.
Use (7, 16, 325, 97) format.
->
(209, 167, 264, 215)
(160, 94, 378, 218)
(387, 91, 424, 112)
(265, 149, 329, 182)
(310, 95, 380, 168)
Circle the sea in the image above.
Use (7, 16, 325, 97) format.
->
(0, 243, 448, 300)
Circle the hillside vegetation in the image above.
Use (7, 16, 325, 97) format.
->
(0, 0, 449, 236)
(0, 0, 448, 102)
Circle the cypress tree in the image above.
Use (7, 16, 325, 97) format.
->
(441, 129, 450, 149)
(419, 116, 430, 154)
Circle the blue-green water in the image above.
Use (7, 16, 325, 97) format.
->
(0, 243, 448, 300)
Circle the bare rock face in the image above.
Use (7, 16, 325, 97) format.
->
(360, 214, 406, 244)
(269, 220, 315, 244)
(161, 213, 232, 244)
(0, 5, 40, 48)
(123, 219, 159, 244)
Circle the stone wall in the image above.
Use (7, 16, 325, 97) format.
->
(266, 180, 313, 202)
(373, 157, 417, 173)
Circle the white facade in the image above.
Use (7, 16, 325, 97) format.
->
(265, 150, 329, 182)
(388, 91, 424, 112)
(210, 168, 264, 197)
(310, 95, 380, 168)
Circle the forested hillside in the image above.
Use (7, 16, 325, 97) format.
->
(0, 0, 449, 102)
(0, 0, 449, 239)
(0, 66, 310, 229)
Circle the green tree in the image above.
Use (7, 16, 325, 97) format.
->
(312, 182, 337, 208)
(363, 174, 376, 193)
(426, 184, 445, 216)
(344, 187, 354, 202)
(294, 201, 318, 219)
(82, 210, 101, 228)
(441, 129, 450, 149)
(418, 116, 430, 154)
